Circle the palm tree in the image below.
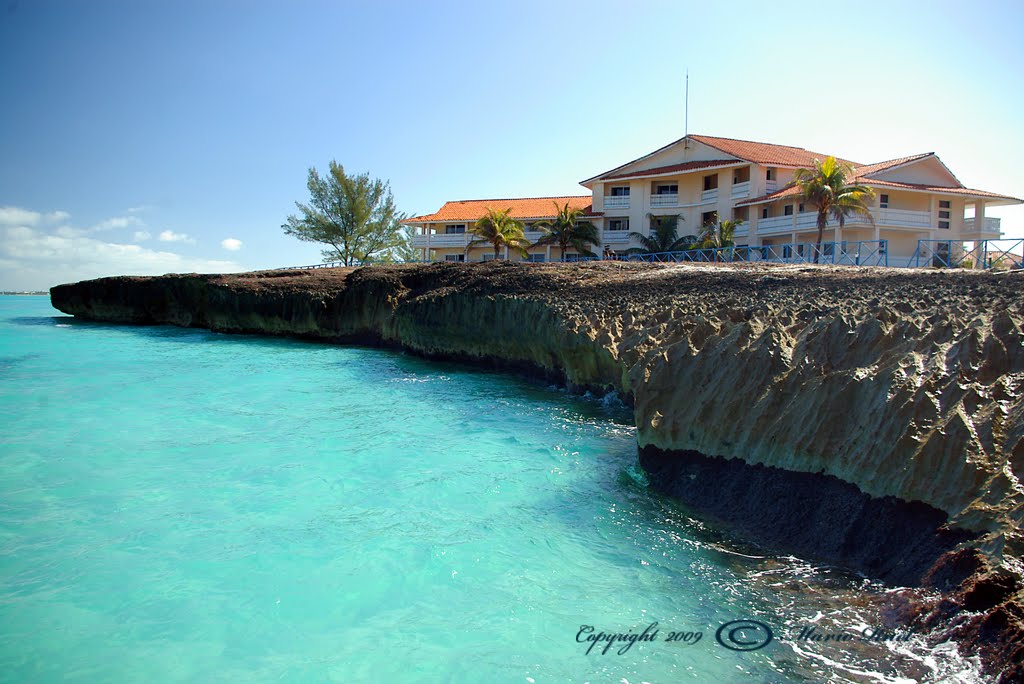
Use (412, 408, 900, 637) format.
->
(792, 156, 875, 263)
(532, 201, 600, 261)
(467, 208, 532, 260)
(698, 219, 743, 249)
(625, 214, 693, 256)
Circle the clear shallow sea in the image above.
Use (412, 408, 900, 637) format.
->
(0, 295, 982, 684)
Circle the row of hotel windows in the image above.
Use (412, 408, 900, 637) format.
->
(608, 168, 756, 197)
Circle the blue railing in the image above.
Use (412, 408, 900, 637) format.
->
(619, 240, 888, 267)
(910, 239, 1024, 269)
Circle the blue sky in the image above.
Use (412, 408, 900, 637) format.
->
(2, 0, 1022, 290)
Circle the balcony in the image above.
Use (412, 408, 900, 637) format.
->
(730, 181, 750, 199)
(701, 188, 718, 203)
(604, 196, 630, 209)
(650, 193, 679, 208)
(765, 180, 778, 193)
(963, 216, 1001, 234)
(409, 233, 470, 248)
(603, 230, 631, 243)
(755, 209, 936, 236)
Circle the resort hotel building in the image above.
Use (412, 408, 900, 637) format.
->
(403, 134, 1021, 266)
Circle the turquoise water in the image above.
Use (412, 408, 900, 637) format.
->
(0, 296, 978, 683)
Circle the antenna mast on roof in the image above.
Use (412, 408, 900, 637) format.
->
(684, 70, 690, 148)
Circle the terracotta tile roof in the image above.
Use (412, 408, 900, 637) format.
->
(404, 196, 592, 224)
(853, 153, 935, 178)
(689, 134, 860, 168)
(860, 179, 1021, 202)
(735, 185, 801, 206)
(603, 159, 738, 180)
(736, 178, 1022, 207)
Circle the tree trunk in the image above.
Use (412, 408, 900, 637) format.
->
(814, 212, 826, 264)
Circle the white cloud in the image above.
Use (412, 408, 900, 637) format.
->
(0, 207, 42, 226)
(0, 207, 72, 226)
(0, 206, 244, 291)
(158, 230, 195, 244)
(220, 238, 242, 251)
(93, 215, 144, 231)
(133, 231, 151, 241)
(1, 224, 243, 291)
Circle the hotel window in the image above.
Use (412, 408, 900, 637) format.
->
(733, 167, 751, 184)
(939, 211, 950, 219)
(655, 183, 678, 195)
(610, 186, 630, 196)
(703, 174, 719, 191)
(783, 205, 794, 216)
(526, 254, 545, 263)
(761, 208, 769, 219)
(880, 194, 889, 209)
(798, 203, 805, 213)
(701, 211, 718, 227)
(445, 224, 466, 234)
(783, 245, 792, 258)
(939, 200, 951, 209)
(939, 221, 950, 230)
(766, 169, 776, 181)
(481, 254, 504, 261)
(607, 218, 629, 231)
(797, 244, 805, 257)
(444, 254, 465, 262)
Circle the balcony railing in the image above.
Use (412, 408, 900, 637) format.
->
(756, 208, 935, 236)
(765, 180, 778, 193)
(963, 217, 1001, 233)
(603, 230, 631, 243)
(701, 188, 718, 202)
(604, 196, 630, 209)
(410, 233, 470, 248)
(650, 193, 679, 208)
(730, 181, 750, 198)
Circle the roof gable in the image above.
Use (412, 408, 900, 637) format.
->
(582, 136, 740, 185)
(582, 133, 859, 186)
(689, 134, 858, 167)
(859, 153, 962, 188)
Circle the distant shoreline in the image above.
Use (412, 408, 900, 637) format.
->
(1, 292, 49, 296)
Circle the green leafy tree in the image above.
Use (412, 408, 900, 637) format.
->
(792, 156, 875, 263)
(532, 201, 601, 261)
(467, 208, 532, 260)
(387, 225, 422, 263)
(698, 219, 743, 249)
(625, 214, 692, 255)
(282, 161, 406, 266)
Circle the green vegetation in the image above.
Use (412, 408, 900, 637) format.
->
(282, 161, 407, 266)
(468, 208, 532, 259)
(792, 156, 875, 263)
(625, 214, 693, 255)
(532, 202, 600, 261)
(698, 219, 743, 249)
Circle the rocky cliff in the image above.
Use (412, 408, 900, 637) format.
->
(51, 261, 1024, 677)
